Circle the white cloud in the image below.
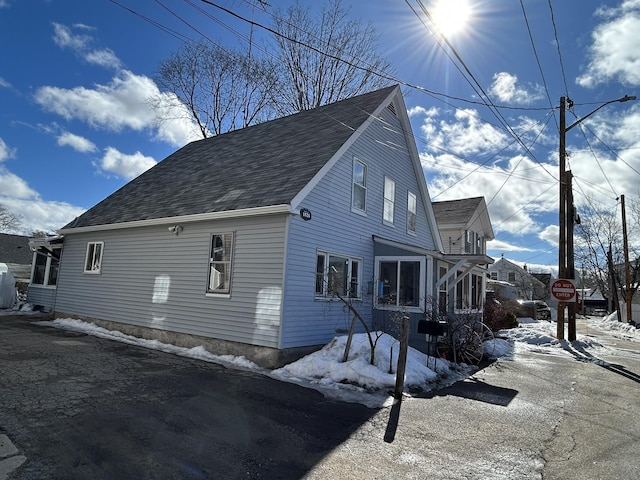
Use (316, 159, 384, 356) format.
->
(57, 132, 98, 153)
(0, 76, 10, 88)
(52, 22, 121, 70)
(0, 195, 84, 234)
(420, 107, 510, 156)
(486, 239, 534, 253)
(84, 48, 121, 68)
(577, 7, 640, 87)
(408, 105, 438, 117)
(98, 147, 156, 179)
(538, 225, 558, 248)
(0, 138, 16, 162)
(488, 72, 544, 105)
(34, 70, 201, 148)
(52, 22, 91, 51)
(0, 169, 36, 198)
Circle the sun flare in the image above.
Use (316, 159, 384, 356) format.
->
(430, 0, 472, 37)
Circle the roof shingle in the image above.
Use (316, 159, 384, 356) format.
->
(64, 86, 397, 229)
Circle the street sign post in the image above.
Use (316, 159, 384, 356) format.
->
(551, 279, 577, 302)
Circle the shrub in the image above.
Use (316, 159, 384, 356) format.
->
(483, 300, 519, 332)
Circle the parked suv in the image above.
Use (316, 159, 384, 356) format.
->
(517, 300, 552, 321)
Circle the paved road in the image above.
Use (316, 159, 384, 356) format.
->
(2, 314, 640, 479)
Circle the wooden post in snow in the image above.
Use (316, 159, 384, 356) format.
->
(393, 315, 410, 400)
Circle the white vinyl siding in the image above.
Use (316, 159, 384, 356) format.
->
(54, 216, 287, 349)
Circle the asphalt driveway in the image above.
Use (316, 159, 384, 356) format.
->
(4, 314, 640, 479)
(0, 314, 374, 479)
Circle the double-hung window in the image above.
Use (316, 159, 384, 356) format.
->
(208, 233, 234, 294)
(315, 251, 361, 299)
(383, 176, 395, 224)
(84, 242, 104, 274)
(375, 256, 425, 309)
(352, 158, 367, 212)
(407, 191, 417, 234)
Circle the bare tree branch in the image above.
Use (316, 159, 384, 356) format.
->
(0, 204, 22, 233)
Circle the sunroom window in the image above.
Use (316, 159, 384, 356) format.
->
(376, 257, 425, 309)
(31, 252, 59, 287)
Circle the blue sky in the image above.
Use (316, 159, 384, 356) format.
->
(1, 0, 639, 275)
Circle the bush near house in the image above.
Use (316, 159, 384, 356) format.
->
(483, 298, 518, 332)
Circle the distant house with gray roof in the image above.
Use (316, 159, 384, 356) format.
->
(0, 232, 32, 284)
(488, 257, 546, 300)
(27, 86, 495, 367)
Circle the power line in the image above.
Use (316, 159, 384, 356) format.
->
(519, 0, 559, 132)
(547, 0, 570, 98)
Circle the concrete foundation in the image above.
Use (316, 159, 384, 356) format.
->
(53, 312, 322, 369)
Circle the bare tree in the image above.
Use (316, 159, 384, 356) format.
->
(154, 0, 393, 136)
(575, 197, 640, 306)
(156, 42, 279, 138)
(0, 204, 21, 232)
(269, 0, 393, 114)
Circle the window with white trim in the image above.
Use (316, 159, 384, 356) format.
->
(31, 251, 60, 286)
(208, 233, 234, 294)
(407, 191, 417, 234)
(476, 235, 484, 254)
(84, 242, 104, 274)
(375, 256, 425, 309)
(383, 176, 395, 224)
(352, 158, 367, 212)
(438, 265, 448, 314)
(464, 230, 474, 253)
(315, 251, 361, 299)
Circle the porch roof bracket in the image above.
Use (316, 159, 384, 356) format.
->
(435, 258, 467, 290)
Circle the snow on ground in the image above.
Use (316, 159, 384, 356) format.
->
(3, 306, 638, 407)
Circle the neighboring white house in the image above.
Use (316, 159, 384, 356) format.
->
(488, 257, 546, 300)
(431, 197, 495, 313)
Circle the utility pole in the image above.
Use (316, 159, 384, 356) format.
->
(621, 195, 633, 324)
(557, 96, 567, 340)
(557, 94, 636, 340)
(567, 171, 576, 341)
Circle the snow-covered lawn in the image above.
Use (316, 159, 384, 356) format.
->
(3, 307, 636, 407)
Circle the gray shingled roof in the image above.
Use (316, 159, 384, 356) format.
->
(0, 233, 32, 264)
(64, 86, 397, 229)
(431, 197, 484, 226)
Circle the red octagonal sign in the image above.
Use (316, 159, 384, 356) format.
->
(551, 279, 577, 302)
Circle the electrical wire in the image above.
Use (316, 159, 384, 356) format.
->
(547, 0, 570, 98)
(519, 0, 559, 132)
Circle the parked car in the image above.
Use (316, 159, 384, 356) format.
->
(517, 300, 552, 321)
